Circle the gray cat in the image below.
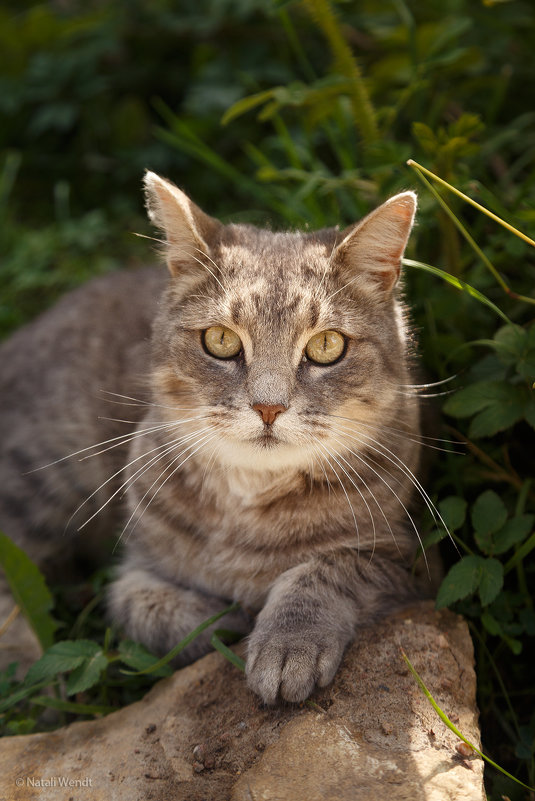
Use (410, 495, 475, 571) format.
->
(0, 172, 427, 703)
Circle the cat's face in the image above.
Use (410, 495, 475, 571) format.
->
(146, 173, 417, 473)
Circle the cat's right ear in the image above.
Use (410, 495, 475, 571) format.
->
(143, 171, 222, 275)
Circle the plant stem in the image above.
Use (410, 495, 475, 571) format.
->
(407, 160, 535, 305)
(301, 0, 378, 144)
(407, 159, 535, 248)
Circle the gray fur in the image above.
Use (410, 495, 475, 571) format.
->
(0, 174, 424, 701)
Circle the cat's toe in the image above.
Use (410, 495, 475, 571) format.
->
(246, 631, 344, 704)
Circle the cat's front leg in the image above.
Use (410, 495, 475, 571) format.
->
(246, 549, 417, 704)
(108, 563, 252, 663)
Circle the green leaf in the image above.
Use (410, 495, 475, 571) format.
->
(469, 392, 525, 438)
(524, 401, 535, 430)
(221, 88, 277, 125)
(481, 611, 502, 636)
(0, 531, 57, 651)
(443, 381, 500, 418)
(493, 515, 534, 554)
(25, 639, 102, 686)
(472, 491, 508, 536)
(436, 555, 485, 608)
(438, 496, 467, 531)
(0, 680, 52, 714)
(493, 324, 526, 365)
(478, 558, 504, 606)
(66, 650, 108, 695)
(30, 696, 115, 716)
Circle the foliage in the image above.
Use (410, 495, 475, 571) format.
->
(1, 1, 535, 797)
(0, 540, 242, 731)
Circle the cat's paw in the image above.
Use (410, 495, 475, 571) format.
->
(245, 624, 346, 705)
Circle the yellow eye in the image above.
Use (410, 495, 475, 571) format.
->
(203, 326, 242, 359)
(305, 330, 345, 365)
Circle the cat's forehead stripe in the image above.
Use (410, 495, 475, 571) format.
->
(219, 240, 329, 276)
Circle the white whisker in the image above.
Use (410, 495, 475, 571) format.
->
(81, 417, 207, 461)
(331, 420, 454, 555)
(311, 444, 360, 554)
(72, 426, 212, 532)
(26, 420, 185, 472)
(330, 413, 463, 453)
(116, 430, 217, 547)
(120, 432, 218, 545)
(328, 428, 422, 567)
(98, 389, 212, 413)
(317, 440, 376, 562)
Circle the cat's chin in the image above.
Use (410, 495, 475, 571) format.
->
(214, 436, 312, 473)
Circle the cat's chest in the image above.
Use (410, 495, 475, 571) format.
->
(131, 463, 347, 606)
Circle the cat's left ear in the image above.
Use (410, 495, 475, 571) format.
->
(143, 171, 222, 275)
(335, 192, 417, 294)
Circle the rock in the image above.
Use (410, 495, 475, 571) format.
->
(0, 602, 485, 801)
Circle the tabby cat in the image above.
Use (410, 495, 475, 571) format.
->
(0, 172, 426, 703)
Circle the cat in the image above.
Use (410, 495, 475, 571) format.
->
(0, 171, 428, 703)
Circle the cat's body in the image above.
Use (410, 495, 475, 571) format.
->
(0, 173, 425, 702)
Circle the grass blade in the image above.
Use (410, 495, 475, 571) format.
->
(401, 648, 535, 791)
(407, 160, 535, 247)
(210, 631, 245, 672)
(403, 258, 512, 324)
(120, 602, 241, 676)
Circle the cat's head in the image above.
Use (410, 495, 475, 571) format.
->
(144, 172, 418, 473)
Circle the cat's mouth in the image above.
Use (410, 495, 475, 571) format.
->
(256, 431, 280, 448)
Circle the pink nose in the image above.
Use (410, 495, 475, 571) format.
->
(252, 403, 287, 425)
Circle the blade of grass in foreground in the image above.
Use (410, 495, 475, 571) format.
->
(403, 258, 512, 324)
(401, 648, 535, 792)
(120, 602, 241, 676)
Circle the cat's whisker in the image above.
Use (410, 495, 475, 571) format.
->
(132, 231, 167, 246)
(398, 375, 459, 390)
(328, 428, 418, 566)
(316, 440, 377, 561)
(199, 439, 223, 501)
(115, 430, 217, 547)
(98, 389, 213, 413)
(115, 427, 212, 502)
(392, 388, 456, 400)
(174, 246, 228, 295)
(120, 431, 218, 546)
(329, 413, 463, 453)
(190, 245, 225, 277)
(311, 443, 360, 555)
(326, 433, 402, 561)
(72, 426, 212, 532)
(308, 446, 336, 498)
(330, 421, 454, 555)
(81, 417, 207, 461)
(316, 231, 340, 293)
(26, 420, 185, 473)
(98, 415, 208, 426)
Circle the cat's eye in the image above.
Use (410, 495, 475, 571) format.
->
(203, 326, 242, 359)
(305, 330, 346, 365)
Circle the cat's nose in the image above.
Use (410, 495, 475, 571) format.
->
(252, 402, 288, 426)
